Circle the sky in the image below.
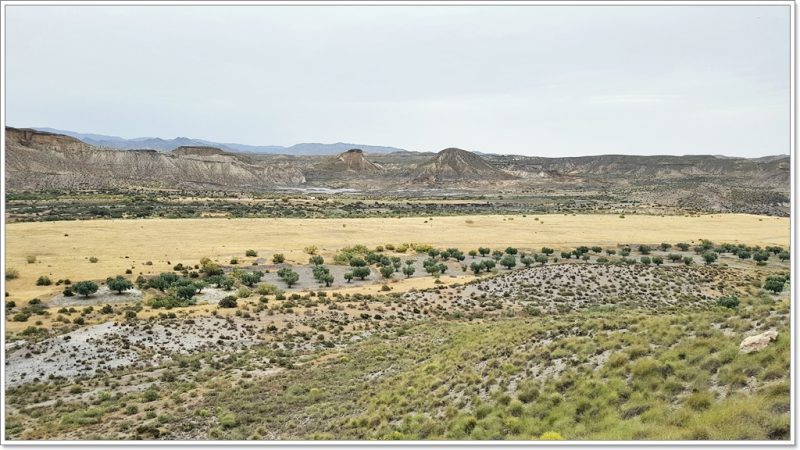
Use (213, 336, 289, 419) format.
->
(4, 4, 791, 157)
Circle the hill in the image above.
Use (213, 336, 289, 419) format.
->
(331, 149, 384, 172)
(5, 127, 305, 190)
(412, 148, 517, 183)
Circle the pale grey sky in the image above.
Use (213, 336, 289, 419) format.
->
(4, 5, 791, 156)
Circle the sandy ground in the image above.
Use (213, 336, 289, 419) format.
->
(4, 214, 789, 306)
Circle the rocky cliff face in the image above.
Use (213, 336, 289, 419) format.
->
(5, 128, 306, 191)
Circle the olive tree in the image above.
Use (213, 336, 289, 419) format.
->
(240, 271, 263, 287)
(176, 285, 197, 301)
(73, 280, 99, 298)
(380, 265, 394, 279)
(470, 261, 483, 274)
(500, 254, 516, 269)
(352, 267, 371, 280)
(703, 252, 718, 265)
(106, 276, 133, 294)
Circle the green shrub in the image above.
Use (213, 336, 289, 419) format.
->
(219, 296, 238, 308)
(685, 391, 713, 410)
(142, 389, 159, 402)
(717, 296, 740, 309)
(256, 284, 280, 296)
(148, 295, 194, 309)
(764, 276, 786, 294)
(219, 412, 238, 429)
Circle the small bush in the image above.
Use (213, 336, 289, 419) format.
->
(36, 276, 52, 286)
(142, 389, 159, 402)
(88, 256, 99, 263)
(5, 268, 19, 280)
(717, 296, 740, 309)
(245, 249, 258, 257)
(148, 295, 194, 309)
(219, 412, 238, 429)
(685, 391, 713, 410)
(256, 284, 280, 296)
(219, 296, 238, 308)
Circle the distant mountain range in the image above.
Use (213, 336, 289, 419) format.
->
(31, 127, 407, 156)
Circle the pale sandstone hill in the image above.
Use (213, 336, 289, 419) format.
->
(412, 148, 517, 183)
(332, 149, 384, 172)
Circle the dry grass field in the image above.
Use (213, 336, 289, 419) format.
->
(4, 213, 788, 306)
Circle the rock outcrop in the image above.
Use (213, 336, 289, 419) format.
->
(739, 330, 778, 353)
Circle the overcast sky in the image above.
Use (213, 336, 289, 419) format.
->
(5, 5, 791, 157)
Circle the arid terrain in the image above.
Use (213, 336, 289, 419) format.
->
(3, 128, 792, 441)
(6, 127, 790, 218)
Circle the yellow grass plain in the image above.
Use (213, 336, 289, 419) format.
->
(4, 213, 789, 305)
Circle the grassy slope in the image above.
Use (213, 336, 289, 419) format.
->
(7, 293, 789, 441)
